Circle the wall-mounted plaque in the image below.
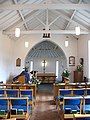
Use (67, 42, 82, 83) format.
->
(69, 56, 75, 66)
(16, 58, 21, 67)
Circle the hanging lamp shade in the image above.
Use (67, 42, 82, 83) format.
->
(75, 26, 80, 35)
(15, 28, 20, 37)
(25, 41, 29, 48)
(65, 40, 68, 47)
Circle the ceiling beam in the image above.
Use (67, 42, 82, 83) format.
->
(65, 0, 82, 30)
(35, 16, 46, 26)
(13, 0, 29, 30)
(3, 30, 90, 35)
(46, 9, 49, 30)
(0, 3, 90, 10)
(49, 15, 61, 26)
(54, 10, 88, 30)
(4, 10, 42, 31)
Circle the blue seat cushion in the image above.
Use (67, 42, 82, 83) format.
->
(21, 95, 32, 100)
(12, 106, 27, 112)
(0, 105, 8, 111)
(12, 99, 27, 105)
(64, 105, 80, 113)
(0, 90, 4, 95)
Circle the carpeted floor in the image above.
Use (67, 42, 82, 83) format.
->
(33, 109, 60, 120)
(30, 91, 64, 120)
(37, 83, 53, 93)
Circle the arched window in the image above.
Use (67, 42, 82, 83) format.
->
(30, 61, 33, 78)
(56, 60, 59, 79)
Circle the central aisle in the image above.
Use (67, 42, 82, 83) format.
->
(30, 84, 63, 120)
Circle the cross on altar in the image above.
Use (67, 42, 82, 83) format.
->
(42, 60, 47, 73)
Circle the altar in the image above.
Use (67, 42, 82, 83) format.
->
(37, 73, 56, 83)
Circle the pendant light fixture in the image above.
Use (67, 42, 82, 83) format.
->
(25, 41, 29, 48)
(75, 26, 80, 35)
(15, 28, 20, 37)
(65, 36, 69, 47)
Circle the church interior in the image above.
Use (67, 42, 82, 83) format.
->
(0, 0, 90, 120)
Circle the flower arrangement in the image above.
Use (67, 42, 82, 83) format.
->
(76, 64, 83, 72)
(31, 76, 40, 84)
(62, 69, 70, 78)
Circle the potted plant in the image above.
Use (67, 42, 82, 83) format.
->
(76, 64, 83, 72)
(62, 69, 70, 78)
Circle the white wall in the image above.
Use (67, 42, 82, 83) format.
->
(12, 34, 78, 82)
(0, 32, 14, 83)
(1, 32, 90, 83)
(78, 35, 90, 78)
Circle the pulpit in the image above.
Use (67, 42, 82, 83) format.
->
(74, 71, 83, 83)
(37, 73, 56, 83)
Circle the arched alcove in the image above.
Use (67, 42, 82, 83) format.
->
(25, 40, 67, 81)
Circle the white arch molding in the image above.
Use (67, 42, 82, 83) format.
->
(25, 40, 67, 81)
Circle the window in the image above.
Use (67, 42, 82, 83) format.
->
(88, 40, 90, 78)
(30, 61, 33, 78)
(56, 60, 59, 78)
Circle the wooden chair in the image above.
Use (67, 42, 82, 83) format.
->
(10, 97, 30, 120)
(20, 89, 33, 113)
(83, 96, 90, 114)
(56, 89, 72, 109)
(63, 96, 83, 119)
